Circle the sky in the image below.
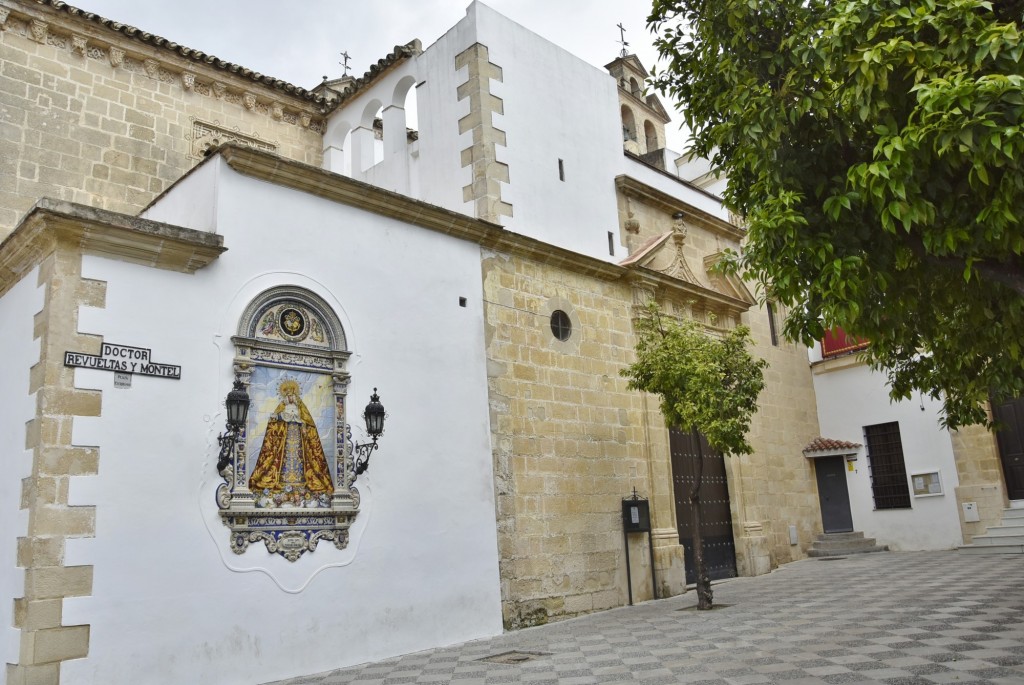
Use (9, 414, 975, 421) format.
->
(69, 0, 690, 151)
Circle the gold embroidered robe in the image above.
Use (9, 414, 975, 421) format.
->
(249, 400, 334, 494)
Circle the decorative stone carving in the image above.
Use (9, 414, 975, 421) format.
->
(45, 32, 67, 49)
(629, 276, 659, 321)
(108, 46, 124, 68)
(71, 35, 87, 57)
(703, 251, 756, 306)
(213, 81, 227, 99)
(188, 118, 278, 159)
(30, 19, 47, 43)
(671, 212, 688, 239)
(181, 71, 196, 91)
(243, 91, 257, 111)
(300, 113, 312, 128)
(218, 287, 360, 561)
(271, 102, 284, 120)
(144, 59, 160, 79)
(0, 8, 9, 30)
(661, 223, 699, 284)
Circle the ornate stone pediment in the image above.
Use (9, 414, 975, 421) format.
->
(620, 225, 756, 312)
(703, 252, 755, 306)
(619, 222, 701, 287)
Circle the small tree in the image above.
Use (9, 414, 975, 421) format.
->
(622, 304, 767, 609)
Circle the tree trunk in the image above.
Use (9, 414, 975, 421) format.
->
(691, 428, 713, 610)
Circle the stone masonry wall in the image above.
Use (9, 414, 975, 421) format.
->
(0, 1, 325, 240)
(482, 251, 657, 629)
(951, 421, 1006, 543)
(739, 301, 823, 568)
(618, 191, 823, 574)
(9, 239, 104, 685)
(483, 245, 824, 628)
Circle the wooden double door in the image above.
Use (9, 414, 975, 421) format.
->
(993, 396, 1024, 501)
(670, 429, 737, 585)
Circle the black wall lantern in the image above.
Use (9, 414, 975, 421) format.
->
(353, 388, 386, 480)
(216, 378, 250, 473)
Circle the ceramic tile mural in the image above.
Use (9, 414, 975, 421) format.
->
(216, 286, 358, 561)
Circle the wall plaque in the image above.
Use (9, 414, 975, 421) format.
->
(64, 343, 181, 379)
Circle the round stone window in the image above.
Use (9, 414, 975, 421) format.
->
(550, 310, 572, 341)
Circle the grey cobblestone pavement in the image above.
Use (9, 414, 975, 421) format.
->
(266, 551, 1024, 685)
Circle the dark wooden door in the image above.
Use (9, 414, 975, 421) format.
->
(993, 396, 1024, 500)
(814, 456, 854, 533)
(670, 428, 737, 585)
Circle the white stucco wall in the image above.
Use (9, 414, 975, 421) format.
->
(0, 267, 42, 669)
(812, 361, 963, 550)
(468, 3, 626, 260)
(140, 158, 220, 232)
(60, 160, 502, 684)
(326, 2, 628, 262)
(622, 156, 730, 224)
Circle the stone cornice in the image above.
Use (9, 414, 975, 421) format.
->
(626, 267, 753, 317)
(0, 199, 225, 297)
(615, 173, 745, 242)
(216, 144, 626, 281)
(216, 145, 754, 316)
(2, 0, 329, 124)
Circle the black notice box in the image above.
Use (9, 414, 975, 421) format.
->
(621, 498, 651, 532)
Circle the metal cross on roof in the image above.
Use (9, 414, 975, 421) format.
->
(340, 51, 352, 76)
(616, 22, 630, 58)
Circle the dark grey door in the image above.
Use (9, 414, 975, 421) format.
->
(670, 429, 737, 585)
(815, 456, 854, 533)
(993, 397, 1024, 500)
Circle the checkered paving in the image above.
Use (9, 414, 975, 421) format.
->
(265, 551, 1024, 685)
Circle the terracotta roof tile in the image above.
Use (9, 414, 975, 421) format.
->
(41, 1, 332, 106)
(803, 437, 862, 453)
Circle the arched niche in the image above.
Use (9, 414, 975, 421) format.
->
(621, 105, 637, 143)
(644, 120, 658, 152)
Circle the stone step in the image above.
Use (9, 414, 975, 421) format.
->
(807, 532, 888, 557)
(810, 539, 882, 552)
(957, 508, 1024, 555)
(978, 524, 1024, 537)
(971, 533, 1024, 546)
(959, 541, 1024, 555)
(814, 531, 866, 542)
(807, 545, 888, 558)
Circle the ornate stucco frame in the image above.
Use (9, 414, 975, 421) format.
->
(216, 286, 359, 561)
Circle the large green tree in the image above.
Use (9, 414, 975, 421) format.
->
(622, 305, 766, 609)
(649, 0, 1024, 427)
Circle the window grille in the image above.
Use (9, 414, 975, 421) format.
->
(864, 422, 911, 509)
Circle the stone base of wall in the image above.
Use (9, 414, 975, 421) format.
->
(735, 526, 772, 577)
(652, 529, 686, 598)
(955, 483, 1006, 543)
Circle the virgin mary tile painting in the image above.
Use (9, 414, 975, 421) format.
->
(249, 376, 334, 509)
